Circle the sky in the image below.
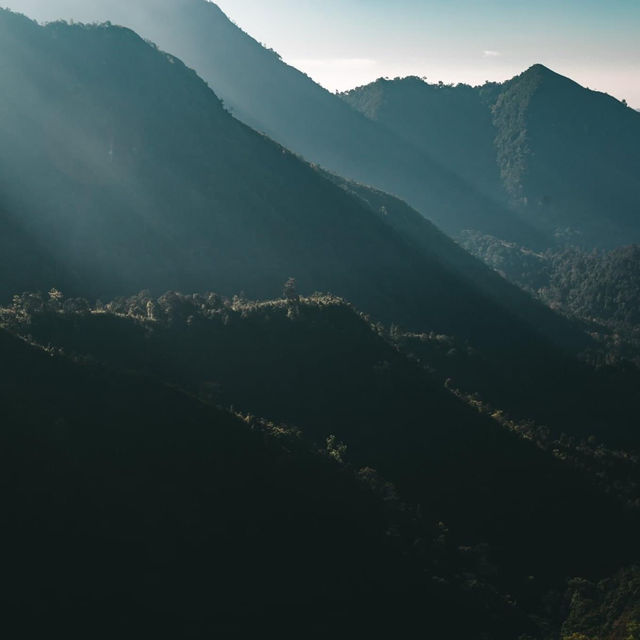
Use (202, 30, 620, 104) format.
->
(215, 0, 640, 106)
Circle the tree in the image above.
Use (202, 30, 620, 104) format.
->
(283, 277, 299, 304)
(326, 435, 347, 464)
(48, 288, 64, 311)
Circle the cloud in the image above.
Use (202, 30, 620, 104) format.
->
(483, 50, 501, 58)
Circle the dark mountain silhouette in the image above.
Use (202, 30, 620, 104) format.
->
(0, 7, 638, 637)
(4, 292, 639, 629)
(0, 9, 582, 354)
(344, 65, 640, 248)
(3, 0, 543, 244)
(4, 322, 535, 637)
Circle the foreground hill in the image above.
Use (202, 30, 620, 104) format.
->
(3, 322, 538, 636)
(5, 290, 638, 624)
(343, 66, 640, 248)
(0, 9, 581, 354)
(3, 0, 542, 243)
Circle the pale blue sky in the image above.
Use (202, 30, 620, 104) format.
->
(215, 0, 640, 105)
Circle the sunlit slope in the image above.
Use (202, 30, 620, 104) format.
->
(2, 0, 542, 243)
(0, 10, 572, 350)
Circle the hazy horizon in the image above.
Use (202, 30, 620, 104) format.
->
(215, 0, 640, 106)
(3, 0, 639, 105)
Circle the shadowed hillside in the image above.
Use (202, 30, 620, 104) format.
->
(5, 290, 638, 621)
(342, 76, 505, 203)
(344, 66, 640, 248)
(3, 323, 538, 637)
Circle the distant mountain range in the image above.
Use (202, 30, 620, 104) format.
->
(0, 9, 583, 356)
(344, 66, 640, 248)
(2, 0, 548, 246)
(7, 0, 639, 250)
(1, 4, 639, 638)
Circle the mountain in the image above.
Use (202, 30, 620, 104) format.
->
(8, 3, 639, 249)
(3, 0, 544, 244)
(6, 322, 527, 636)
(342, 76, 505, 203)
(460, 232, 640, 363)
(561, 567, 640, 640)
(487, 64, 640, 247)
(343, 66, 640, 248)
(323, 173, 586, 350)
(0, 208, 83, 296)
(0, 9, 585, 354)
(0, 7, 639, 636)
(4, 291, 639, 627)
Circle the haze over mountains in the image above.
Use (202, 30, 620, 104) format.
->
(0, 0, 549, 245)
(0, 8, 586, 355)
(344, 66, 640, 248)
(9, 0, 640, 251)
(1, 2, 639, 638)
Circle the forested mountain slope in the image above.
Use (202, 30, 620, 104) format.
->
(5, 290, 638, 621)
(0, 9, 579, 353)
(460, 232, 640, 363)
(3, 0, 542, 243)
(5, 323, 534, 636)
(10, 2, 640, 248)
(342, 76, 505, 203)
(324, 173, 586, 350)
(343, 66, 640, 248)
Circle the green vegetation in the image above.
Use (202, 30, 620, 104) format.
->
(0, 9, 567, 355)
(0, 297, 547, 637)
(460, 232, 640, 363)
(3, 289, 639, 632)
(344, 66, 640, 249)
(0, 5, 638, 637)
(561, 568, 640, 640)
(0, 334, 390, 633)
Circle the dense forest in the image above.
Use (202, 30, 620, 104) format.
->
(0, 9, 562, 351)
(2, 289, 639, 636)
(460, 232, 640, 364)
(344, 67, 640, 249)
(0, 3, 638, 638)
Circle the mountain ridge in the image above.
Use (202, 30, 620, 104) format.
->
(0, 8, 584, 354)
(345, 63, 640, 248)
(2, 0, 547, 244)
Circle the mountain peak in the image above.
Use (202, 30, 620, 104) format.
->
(526, 63, 555, 75)
(519, 63, 567, 84)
